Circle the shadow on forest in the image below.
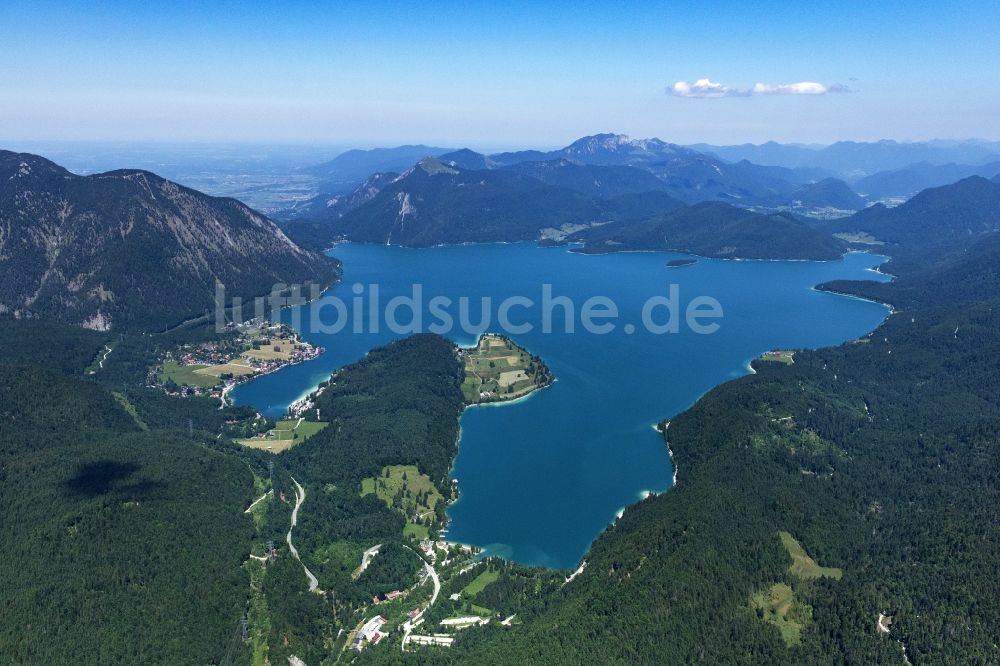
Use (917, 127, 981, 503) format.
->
(64, 460, 166, 499)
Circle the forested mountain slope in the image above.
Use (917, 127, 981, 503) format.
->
(780, 177, 866, 211)
(327, 158, 602, 245)
(286, 136, 866, 237)
(498, 159, 675, 199)
(0, 324, 258, 664)
(282, 171, 400, 226)
(313, 157, 682, 247)
(575, 201, 847, 260)
(0, 150, 337, 331)
(854, 160, 1000, 199)
(828, 176, 1000, 249)
(250, 335, 467, 662)
(0, 312, 475, 665)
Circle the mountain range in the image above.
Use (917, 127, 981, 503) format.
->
(853, 161, 1000, 199)
(479, 134, 824, 205)
(281, 156, 854, 260)
(305, 144, 453, 193)
(290, 156, 685, 247)
(284, 136, 1000, 230)
(0, 150, 337, 331)
(8, 139, 994, 329)
(285, 134, 869, 224)
(689, 138, 1000, 177)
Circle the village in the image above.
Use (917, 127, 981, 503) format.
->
(152, 320, 323, 404)
(342, 538, 526, 655)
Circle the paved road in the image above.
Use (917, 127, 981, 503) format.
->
(358, 544, 382, 576)
(287, 477, 321, 593)
(425, 559, 441, 606)
(401, 552, 441, 651)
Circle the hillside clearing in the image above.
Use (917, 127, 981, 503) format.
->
(237, 419, 328, 453)
(779, 531, 843, 579)
(751, 583, 811, 646)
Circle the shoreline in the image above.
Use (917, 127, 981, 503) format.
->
(444, 336, 555, 554)
(222, 274, 343, 411)
(217, 326, 323, 409)
(232, 244, 889, 569)
(459, 333, 555, 409)
(220, 351, 320, 409)
(569, 245, 847, 263)
(812, 284, 897, 316)
(462, 383, 550, 409)
(660, 421, 679, 487)
(328, 239, 884, 267)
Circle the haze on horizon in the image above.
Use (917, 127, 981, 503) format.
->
(3, 0, 999, 148)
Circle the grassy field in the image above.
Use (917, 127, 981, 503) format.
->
(361, 464, 443, 537)
(158, 359, 221, 388)
(751, 582, 811, 646)
(403, 522, 429, 540)
(462, 569, 500, 598)
(242, 336, 299, 361)
(112, 392, 149, 431)
(194, 360, 257, 378)
(361, 464, 443, 513)
(157, 327, 303, 389)
(751, 532, 843, 646)
(237, 419, 328, 453)
(244, 559, 272, 666)
(238, 438, 297, 454)
(461, 334, 549, 403)
(758, 350, 795, 365)
(778, 531, 843, 579)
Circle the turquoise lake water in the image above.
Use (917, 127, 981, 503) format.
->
(231, 243, 891, 569)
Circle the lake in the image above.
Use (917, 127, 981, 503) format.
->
(231, 243, 890, 568)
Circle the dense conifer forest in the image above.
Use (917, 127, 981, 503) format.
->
(0, 323, 466, 664)
(0, 336, 257, 664)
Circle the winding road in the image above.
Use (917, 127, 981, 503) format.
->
(287, 477, 321, 593)
(401, 550, 441, 651)
(425, 560, 441, 605)
(98, 344, 112, 368)
(357, 544, 382, 577)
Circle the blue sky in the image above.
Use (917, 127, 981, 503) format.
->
(2, 1, 999, 147)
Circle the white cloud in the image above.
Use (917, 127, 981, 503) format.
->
(669, 79, 851, 99)
(754, 81, 830, 95)
(668, 78, 749, 98)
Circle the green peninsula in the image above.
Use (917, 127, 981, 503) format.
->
(460, 334, 554, 404)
